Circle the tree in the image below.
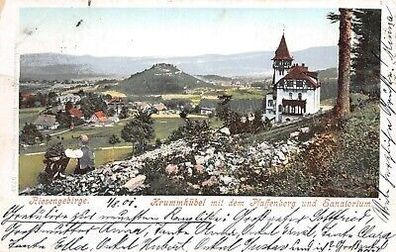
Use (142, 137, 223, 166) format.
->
(36, 92, 47, 107)
(107, 108, 116, 117)
(328, 9, 381, 98)
(216, 94, 232, 123)
(56, 111, 72, 128)
(20, 123, 43, 145)
(47, 92, 58, 106)
(121, 110, 154, 154)
(119, 106, 129, 119)
(334, 8, 353, 119)
(109, 134, 121, 145)
(104, 94, 112, 100)
(351, 9, 381, 95)
(79, 93, 108, 119)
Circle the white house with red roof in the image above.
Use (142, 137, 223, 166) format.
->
(89, 111, 107, 126)
(265, 34, 321, 123)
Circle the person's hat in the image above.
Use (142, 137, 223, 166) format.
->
(65, 149, 83, 158)
(80, 134, 89, 144)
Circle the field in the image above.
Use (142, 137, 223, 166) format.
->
(19, 107, 45, 126)
(20, 116, 221, 153)
(121, 87, 266, 106)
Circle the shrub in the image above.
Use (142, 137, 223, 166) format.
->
(20, 123, 43, 145)
(121, 110, 154, 154)
(108, 134, 121, 145)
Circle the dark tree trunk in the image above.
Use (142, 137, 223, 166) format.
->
(335, 8, 353, 119)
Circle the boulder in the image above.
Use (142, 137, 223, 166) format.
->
(300, 127, 310, 133)
(219, 127, 231, 136)
(195, 164, 204, 174)
(221, 175, 233, 185)
(123, 175, 146, 191)
(165, 164, 178, 175)
(202, 176, 218, 187)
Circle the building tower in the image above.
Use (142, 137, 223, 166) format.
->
(272, 33, 293, 85)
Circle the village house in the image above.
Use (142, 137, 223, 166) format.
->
(20, 91, 36, 102)
(106, 97, 127, 115)
(89, 111, 107, 126)
(89, 111, 119, 127)
(68, 107, 84, 120)
(134, 101, 151, 111)
(265, 34, 321, 123)
(152, 103, 167, 112)
(57, 94, 81, 104)
(34, 114, 59, 130)
(199, 99, 217, 116)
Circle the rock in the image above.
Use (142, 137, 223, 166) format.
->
(217, 153, 225, 161)
(290, 131, 300, 138)
(221, 175, 233, 185)
(219, 127, 231, 136)
(194, 155, 206, 165)
(202, 176, 218, 187)
(195, 164, 204, 174)
(214, 160, 223, 169)
(206, 147, 215, 155)
(165, 164, 178, 175)
(258, 142, 271, 150)
(123, 175, 146, 191)
(275, 150, 286, 161)
(300, 127, 310, 133)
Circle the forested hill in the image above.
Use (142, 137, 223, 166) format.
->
(117, 63, 213, 94)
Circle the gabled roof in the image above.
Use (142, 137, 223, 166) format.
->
(34, 114, 58, 127)
(279, 65, 319, 88)
(69, 108, 84, 118)
(272, 34, 293, 61)
(93, 111, 107, 122)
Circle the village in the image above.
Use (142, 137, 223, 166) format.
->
(19, 64, 279, 185)
(19, 27, 378, 199)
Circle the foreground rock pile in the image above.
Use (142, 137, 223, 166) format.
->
(21, 129, 312, 196)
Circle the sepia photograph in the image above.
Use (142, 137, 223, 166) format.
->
(18, 7, 380, 197)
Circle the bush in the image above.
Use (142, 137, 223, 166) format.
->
(121, 110, 154, 154)
(109, 134, 121, 145)
(20, 123, 43, 145)
(168, 119, 210, 146)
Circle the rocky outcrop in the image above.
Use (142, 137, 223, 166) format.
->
(21, 129, 312, 196)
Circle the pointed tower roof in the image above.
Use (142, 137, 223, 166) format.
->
(272, 34, 293, 60)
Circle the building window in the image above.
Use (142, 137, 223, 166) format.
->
(268, 100, 273, 107)
(296, 81, 303, 88)
(289, 93, 293, 99)
(278, 104, 282, 112)
(298, 93, 302, 100)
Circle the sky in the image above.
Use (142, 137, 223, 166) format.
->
(19, 8, 338, 57)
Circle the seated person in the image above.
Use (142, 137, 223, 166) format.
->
(65, 134, 95, 175)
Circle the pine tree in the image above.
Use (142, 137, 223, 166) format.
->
(334, 8, 353, 119)
(351, 9, 381, 95)
(328, 9, 381, 97)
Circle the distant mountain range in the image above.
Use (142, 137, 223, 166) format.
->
(20, 46, 337, 80)
(117, 63, 212, 94)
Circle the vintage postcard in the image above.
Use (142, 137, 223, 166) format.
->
(0, 0, 395, 251)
